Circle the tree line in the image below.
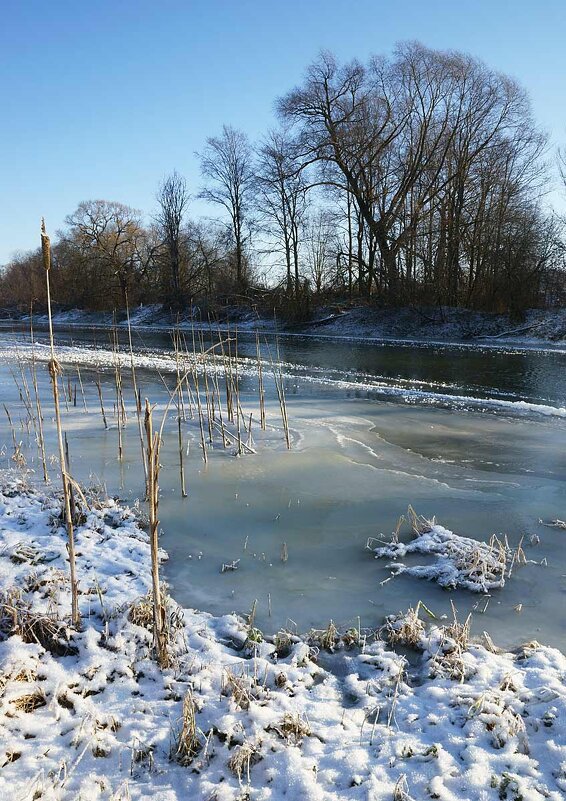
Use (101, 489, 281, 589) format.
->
(2, 42, 565, 319)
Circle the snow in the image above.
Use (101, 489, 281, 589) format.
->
(1, 475, 566, 800)
(369, 517, 514, 592)
(2, 304, 566, 348)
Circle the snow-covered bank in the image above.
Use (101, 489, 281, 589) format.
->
(1, 478, 566, 800)
(2, 304, 566, 348)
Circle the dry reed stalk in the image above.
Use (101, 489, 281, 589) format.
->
(171, 690, 201, 765)
(179, 331, 195, 419)
(265, 336, 290, 449)
(275, 336, 290, 449)
(173, 324, 187, 422)
(190, 327, 208, 463)
(143, 399, 167, 666)
(207, 322, 228, 447)
(111, 324, 126, 461)
(29, 315, 48, 482)
(177, 404, 187, 499)
(16, 359, 35, 420)
(41, 219, 80, 628)
(76, 367, 88, 412)
(233, 326, 244, 456)
(198, 329, 214, 444)
(95, 371, 108, 429)
(225, 321, 235, 422)
(256, 332, 266, 430)
(64, 433, 77, 525)
(4, 403, 20, 461)
(125, 294, 148, 493)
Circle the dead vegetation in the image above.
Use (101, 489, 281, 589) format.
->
(23, 567, 69, 596)
(222, 667, 268, 711)
(382, 605, 427, 649)
(368, 506, 516, 592)
(0, 589, 77, 656)
(9, 687, 46, 713)
(268, 712, 311, 744)
(128, 587, 184, 665)
(7, 541, 43, 565)
(228, 739, 262, 783)
(170, 691, 201, 766)
(428, 604, 473, 681)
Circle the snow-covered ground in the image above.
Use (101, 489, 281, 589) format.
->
(1, 475, 566, 800)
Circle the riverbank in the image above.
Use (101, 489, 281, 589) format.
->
(1, 475, 566, 800)
(2, 304, 566, 347)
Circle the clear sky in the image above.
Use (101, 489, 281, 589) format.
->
(1, 0, 564, 264)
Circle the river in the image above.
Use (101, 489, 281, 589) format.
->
(0, 322, 565, 650)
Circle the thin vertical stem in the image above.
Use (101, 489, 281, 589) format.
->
(41, 218, 80, 628)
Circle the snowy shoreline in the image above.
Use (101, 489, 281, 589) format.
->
(1, 304, 566, 351)
(1, 476, 566, 800)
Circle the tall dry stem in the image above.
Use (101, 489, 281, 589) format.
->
(41, 218, 80, 628)
(144, 399, 167, 666)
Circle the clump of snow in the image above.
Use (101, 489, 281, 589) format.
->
(1, 477, 566, 800)
(369, 510, 518, 592)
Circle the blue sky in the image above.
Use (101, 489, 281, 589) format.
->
(1, 0, 564, 264)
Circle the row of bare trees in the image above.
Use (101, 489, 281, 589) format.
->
(2, 42, 565, 317)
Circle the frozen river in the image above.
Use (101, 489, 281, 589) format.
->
(1, 323, 565, 649)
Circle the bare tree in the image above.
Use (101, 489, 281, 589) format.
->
(305, 210, 334, 294)
(198, 125, 255, 290)
(279, 43, 546, 305)
(64, 200, 145, 307)
(256, 129, 308, 294)
(156, 171, 189, 307)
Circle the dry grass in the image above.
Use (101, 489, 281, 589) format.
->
(170, 691, 201, 766)
(8, 541, 43, 565)
(0, 590, 77, 656)
(371, 507, 510, 592)
(128, 593, 155, 629)
(128, 587, 184, 665)
(23, 567, 69, 595)
(393, 773, 412, 801)
(1, 664, 38, 690)
(383, 605, 426, 649)
(222, 669, 257, 710)
(309, 620, 339, 652)
(428, 604, 472, 681)
(268, 713, 311, 744)
(407, 505, 433, 535)
(228, 740, 261, 783)
(273, 630, 292, 658)
(10, 687, 46, 713)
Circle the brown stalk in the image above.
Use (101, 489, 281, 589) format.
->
(41, 219, 80, 628)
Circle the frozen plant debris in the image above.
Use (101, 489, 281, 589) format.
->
(369, 511, 513, 592)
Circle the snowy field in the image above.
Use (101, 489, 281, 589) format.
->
(1, 477, 566, 801)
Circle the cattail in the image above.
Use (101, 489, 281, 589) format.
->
(41, 219, 80, 628)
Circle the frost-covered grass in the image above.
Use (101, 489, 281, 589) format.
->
(1, 477, 566, 800)
(368, 509, 530, 592)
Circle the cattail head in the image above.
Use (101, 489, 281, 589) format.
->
(40, 218, 51, 272)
